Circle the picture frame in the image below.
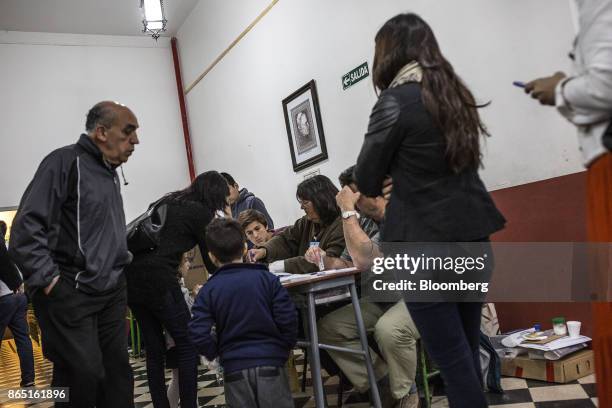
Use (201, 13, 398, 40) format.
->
(282, 80, 328, 172)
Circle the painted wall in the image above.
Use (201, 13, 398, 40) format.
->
(490, 172, 594, 336)
(0, 31, 190, 220)
(177, 0, 583, 228)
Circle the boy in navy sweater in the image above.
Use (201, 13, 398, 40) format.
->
(189, 218, 297, 408)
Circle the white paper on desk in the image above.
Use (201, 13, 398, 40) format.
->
(276, 267, 358, 284)
(519, 335, 592, 351)
(502, 329, 534, 348)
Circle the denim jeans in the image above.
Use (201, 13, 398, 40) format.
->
(0, 293, 35, 386)
(130, 286, 198, 408)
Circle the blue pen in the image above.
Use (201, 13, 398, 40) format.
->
(513, 81, 526, 88)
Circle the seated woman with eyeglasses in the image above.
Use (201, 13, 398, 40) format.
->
(249, 175, 345, 274)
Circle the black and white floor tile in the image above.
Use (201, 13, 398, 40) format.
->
(0, 340, 599, 407)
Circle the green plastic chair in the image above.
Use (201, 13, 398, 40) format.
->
(417, 340, 440, 408)
(127, 309, 142, 358)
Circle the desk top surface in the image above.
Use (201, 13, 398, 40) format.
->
(281, 267, 361, 289)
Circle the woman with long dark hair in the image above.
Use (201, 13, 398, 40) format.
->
(355, 13, 506, 407)
(126, 171, 229, 408)
(250, 175, 345, 274)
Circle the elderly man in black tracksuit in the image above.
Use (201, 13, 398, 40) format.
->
(10, 101, 140, 408)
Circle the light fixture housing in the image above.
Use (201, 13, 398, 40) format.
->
(141, 0, 167, 40)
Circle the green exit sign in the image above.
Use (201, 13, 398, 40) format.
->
(342, 62, 369, 90)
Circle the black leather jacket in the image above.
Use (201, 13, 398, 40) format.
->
(355, 83, 506, 242)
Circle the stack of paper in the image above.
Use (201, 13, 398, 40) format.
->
(272, 267, 358, 284)
(519, 335, 592, 352)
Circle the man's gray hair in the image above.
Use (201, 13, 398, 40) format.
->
(85, 101, 120, 133)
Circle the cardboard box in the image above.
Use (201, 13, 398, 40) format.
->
(501, 349, 594, 383)
(184, 246, 209, 291)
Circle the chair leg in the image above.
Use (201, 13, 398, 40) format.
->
(420, 345, 432, 408)
(129, 316, 136, 358)
(301, 348, 308, 392)
(136, 320, 141, 356)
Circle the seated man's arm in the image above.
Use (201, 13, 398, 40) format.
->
(337, 186, 382, 270)
(342, 217, 382, 270)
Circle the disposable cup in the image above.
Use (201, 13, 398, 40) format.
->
(567, 321, 581, 338)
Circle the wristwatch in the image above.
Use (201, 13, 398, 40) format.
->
(341, 210, 360, 220)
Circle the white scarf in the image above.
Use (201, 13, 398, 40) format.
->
(389, 61, 423, 88)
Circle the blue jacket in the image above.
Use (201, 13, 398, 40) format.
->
(231, 188, 274, 229)
(189, 263, 297, 374)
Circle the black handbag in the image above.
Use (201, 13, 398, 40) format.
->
(126, 198, 168, 254)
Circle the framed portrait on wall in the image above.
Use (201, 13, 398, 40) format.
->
(282, 80, 328, 172)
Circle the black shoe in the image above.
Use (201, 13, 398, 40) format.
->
(20, 381, 35, 387)
(344, 375, 393, 406)
(376, 375, 396, 408)
(344, 391, 371, 404)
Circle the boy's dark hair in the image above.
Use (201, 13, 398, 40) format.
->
(0, 221, 7, 238)
(205, 218, 246, 263)
(220, 172, 237, 187)
(237, 209, 269, 230)
(338, 165, 356, 188)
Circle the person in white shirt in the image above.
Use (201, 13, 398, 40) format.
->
(524, 1, 612, 405)
(525, 1, 612, 166)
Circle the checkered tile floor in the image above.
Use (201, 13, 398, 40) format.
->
(0, 339, 599, 407)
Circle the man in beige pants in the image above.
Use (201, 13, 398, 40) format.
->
(317, 299, 419, 407)
(305, 166, 419, 408)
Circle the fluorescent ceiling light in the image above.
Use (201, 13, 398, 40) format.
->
(143, 0, 163, 22)
(140, 0, 167, 40)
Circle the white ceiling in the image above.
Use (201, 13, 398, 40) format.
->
(0, 0, 199, 37)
